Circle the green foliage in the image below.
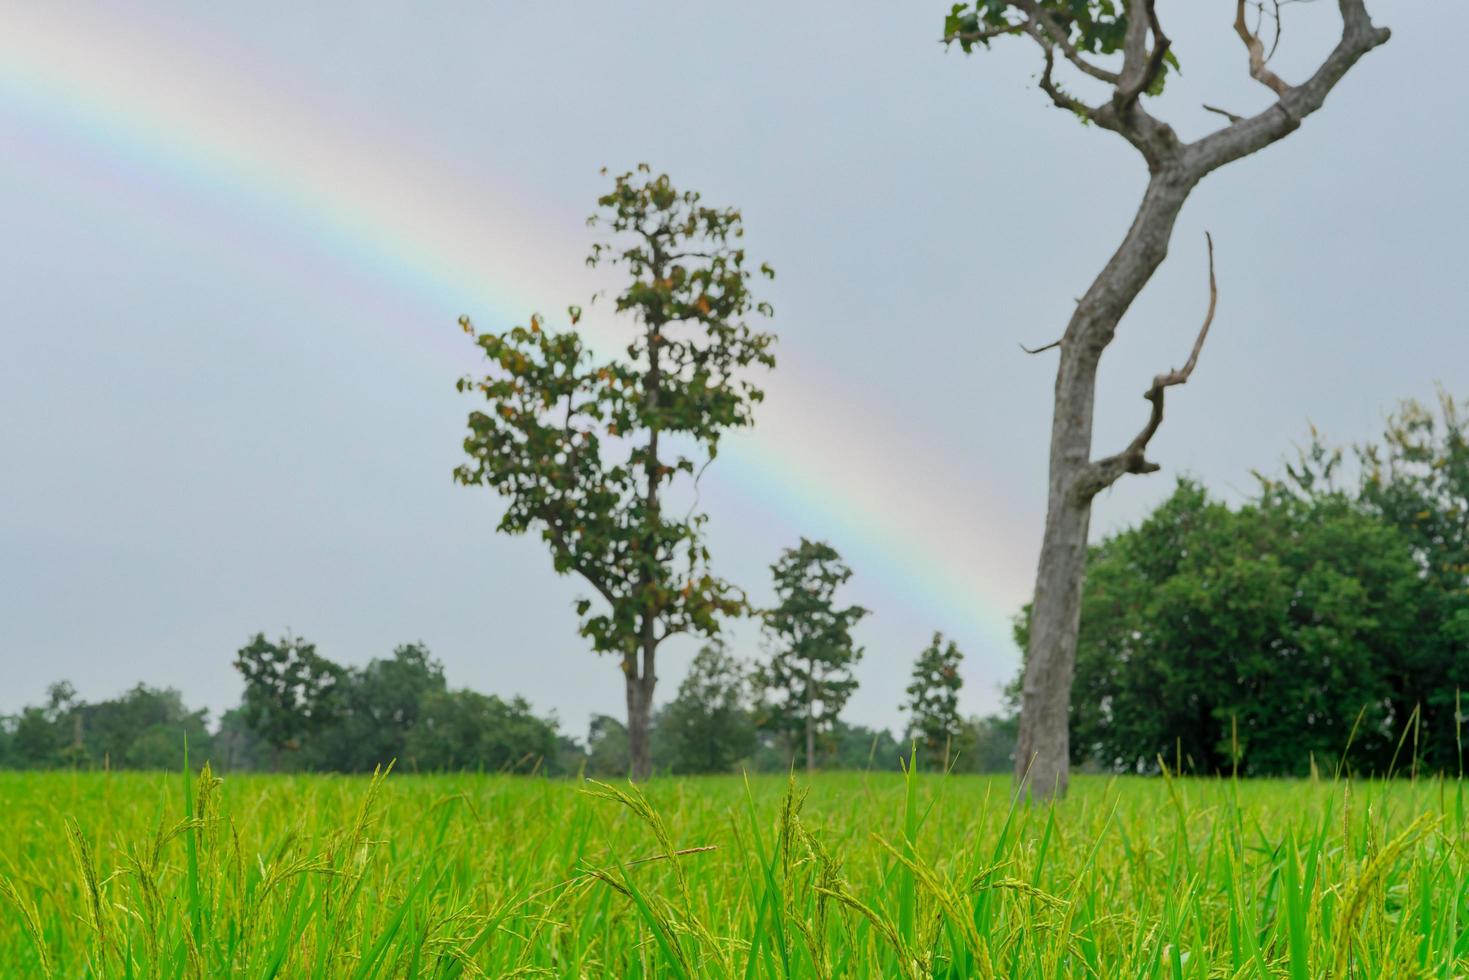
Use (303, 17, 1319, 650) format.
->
(454, 165, 776, 660)
(404, 689, 561, 774)
(953, 713, 1018, 774)
(1286, 391, 1469, 773)
(1038, 477, 1437, 776)
(755, 539, 869, 767)
(945, 1, 1123, 54)
(654, 643, 756, 774)
(233, 632, 345, 762)
(305, 643, 447, 772)
(584, 714, 631, 777)
(0, 682, 212, 771)
(903, 632, 965, 765)
(943, 2, 1178, 93)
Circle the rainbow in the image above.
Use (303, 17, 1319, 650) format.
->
(0, 5, 1030, 676)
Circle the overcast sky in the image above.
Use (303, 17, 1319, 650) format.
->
(1, 1, 1462, 739)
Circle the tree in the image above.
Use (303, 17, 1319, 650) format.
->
(954, 714, 1019, 775)
(1284, 393, 1469, 774)
(404, 689, 561, 773)
(455, 166, 776, 780)
(655, 642, 756, 774)
(903, 632, 964, 768)
(232, 633, 344, 768)
(77, 684, 212, 770)
(756, 539, 869, 773)
(1036, 479, 1422, 776)
(307, 643, 447, 772)
(583, 714, 632, 777)
(942, 0, 1391, 798)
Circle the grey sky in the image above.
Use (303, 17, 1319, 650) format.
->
(1, 1, 1463, 739)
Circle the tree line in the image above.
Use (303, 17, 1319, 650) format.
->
(5, 395, 1461, 779)
(0, 538, 1015, 775)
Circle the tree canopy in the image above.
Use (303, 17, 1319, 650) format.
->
(455, 165, 776, 779)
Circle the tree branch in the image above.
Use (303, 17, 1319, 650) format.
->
(1115, 0, 1170, 111)
(1013, 1, 1119, 84)
(943, 22, 1020, 47)
(1020, 338, 1062, 355)
(1188, 0, 1389, 177)
(1029, 33, 1106, 127)
(1235, 0, 1291, 96)
(1202, 103, 1245, 124)
(1075, 232, 1217, 500)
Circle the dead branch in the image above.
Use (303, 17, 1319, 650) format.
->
(1202, 103, 1245, 123)
(1019, 338, 1062, 355)
(1235, 0, 1292, 95)
(1075, 232, 1217, 499)
(1188, 0, 1389, 179)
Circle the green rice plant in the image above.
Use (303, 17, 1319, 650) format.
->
(0, 765, 1465, 976)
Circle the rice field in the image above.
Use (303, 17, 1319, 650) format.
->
(0, 766, 1465, 977)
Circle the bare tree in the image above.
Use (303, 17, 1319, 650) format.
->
(944, 0, 1390, 799)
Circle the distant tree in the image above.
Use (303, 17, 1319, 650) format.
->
(1025, 479, 1421, 776)
(827, 722, 904, 772)
(78, 684, 211, 770)
(954, 714, 1018, 775)
(655, 643, 755, 774)
(943, 0, 1391, 799)
(455, 166, 777, 780)
(584, 714, 631, 777)
(1285, 392, 1469, 774)
(756, 539, 869, 773)
(308, 643, 447, 772)
(405, 689, 561, 773)
(903, 632, 964, 767)
(233, 633, 344, 768)
(213, 707, 269, 772)
(9, 706, 62, 769)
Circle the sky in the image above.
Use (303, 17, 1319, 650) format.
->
(1, 1, 1463, 739)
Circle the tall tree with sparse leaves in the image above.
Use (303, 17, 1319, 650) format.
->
(904, 631, 965, 767)
(756, 539, 868, 773)
(942, 0, 1390, 798)
(455, 166, 776, 780)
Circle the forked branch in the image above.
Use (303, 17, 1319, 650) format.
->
(1075, 232, 1217, 500)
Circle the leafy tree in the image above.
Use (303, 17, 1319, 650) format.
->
(214, 707, 270, 772)
(455, 166, 777, 780)
(233, 633, 344, 768)
(903, 632, 965, 767)
(77, 684, 211, 770)
(583, 714, 631, 777)
(944, 0, 1391, 799)
(307, 643, 447, 772)
(1031, 479, 1422, 776)
(654, 643, 755, 774)
(827, 722, 905, 772)
(404, 689, 561, 773)
(954, 714, 1018, 775)
(9, 706, 63, 769)
(756, 539, 869, 773)
(1284, 393, 1469, 773)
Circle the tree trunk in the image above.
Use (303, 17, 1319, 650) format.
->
(1003, 0, 1388, 803)
(626, 616, 657, 781)
(1015, 171, 1193, 800)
